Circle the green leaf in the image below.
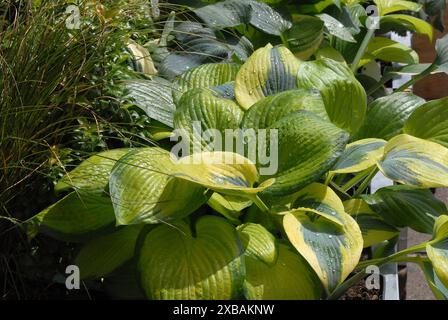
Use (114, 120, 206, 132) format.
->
(331, 138, 386, 174)
(259, 110, 349, 197)
(343, 199, 399, 248)
(28, 191, 116, 242)
(173, 88, 244, 152)
(235, 44, 301, 109)
(419, 260, 448, 300)
(239, 223, 322, 300)
(55, 149, 131, 192)
(174, 63, 240, 103)
(434, 34, 448, 73)
(123, 78, 176, 127)
(427, 216, 448, 289)
(404, 96, 448, 148)
(374, 0, 422, 16)
(297, 58, 367, 134)
(75, 225, 143, 279)
(284, 15, 324, 60)
(208, 193, 252, 223)
(355, 92, 425, 140)
(381, 15, 433, 42)
(362, 185, 447, 234)
(241, 89, 328, 130)
(248, 0, 292, 36)
(378, 134, 448, 188)
(138, 216, 245, 300)
(109, 147, 207, 225)
(283, 184, 363, 293)
(193, 0, 250, 28)
(360, 37, 419, 67)
(318, 13, 356, 43)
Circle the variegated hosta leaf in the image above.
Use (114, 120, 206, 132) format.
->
(378, 134, 448, 188)
(28, 191, 116, 242)
(374, 0, 422, 16)
(284, 15, 324, 60)
(55, 149, 131, 192)
(238, 223, 322, 300)
(297, 58, 367, 134)
(235, 44, 301, 109)
(343, 199, 399, 248)
(173, 88, 244, 152)
(283, 184, 363, 293)
(259, 110, 349, 197)
(175, 152, 274, 196)
(404, 96, 448, 148)
(174, 63, 240, 103)
(109, 148, 271, 224)
(362, 185, 447, 234)
(123, 78, 177, 127)
(355, 92, 425, 140)
(207, 193, 252, 223)
(287, 183, 348, 227)
(330, 138, 386, 174)
(241, 89, 328, 130)
(109, 147, 207, 225)
(138, 216, 245, 300)
(248, 0, 292, 36)
(427, 216, 448, 289)
(75, 225, 143, 279)
(419, 260, 448, 300)
(127, 40, 157, 75)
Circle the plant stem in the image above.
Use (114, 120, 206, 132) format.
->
(341, 170, 371, 192)
(353, 168, 378, 197)
(351, 27, 376, 73)
(396, 67, 433, 92)
(251, 195, 270, 213)
(328, 242, 428, 300)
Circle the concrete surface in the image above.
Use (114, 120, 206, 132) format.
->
(405, 189, 448, 300)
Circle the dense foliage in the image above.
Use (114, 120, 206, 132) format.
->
(3, 0, 448, 300)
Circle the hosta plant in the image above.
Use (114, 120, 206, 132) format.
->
(30, 0, 448, 300)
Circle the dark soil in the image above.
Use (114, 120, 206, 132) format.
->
(339, 280, 382, 300)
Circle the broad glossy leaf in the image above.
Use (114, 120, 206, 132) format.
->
(360, 37, 419, 67)
(381, 15, 433, 42)
(355, 92, 425, 140)
(28, 191, 116, 242)
(75, 225, 143, 279)
(124, 78, 176, 127)
(404, 96, 448, 148)
(235, 44, 301, 109)
(362, 185, 447, 234)
(283, 187, 363, 293)
(378, 134, 448, 188)
(287, 183, 348, 227)
(109, 147, 207, 225)
(419, 260, 448, 300)
(240, 223, 322, 300)
(284, 15, 324, 60)
(241, 89, 328, 130)
(259, 110, 349, 197)
(249, 0, 292, 36)
(173, 88, 244, 152)
(318, 13, 356, 43)
(344, 199, 399, 248)
(331, 138, 386, 174)
(55, 149, 131, 192)
(193, 0, 250, 28)
(427, 216, 448, 288)
(374, 0, 422, 16)
(297, 58, 367, 134)
(433, 34, 448, 74)
(208, 193, 252, 223)
(138, 216, 245, 300)
(127, 40, 157, 75)
(174, 63, 240, 103)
